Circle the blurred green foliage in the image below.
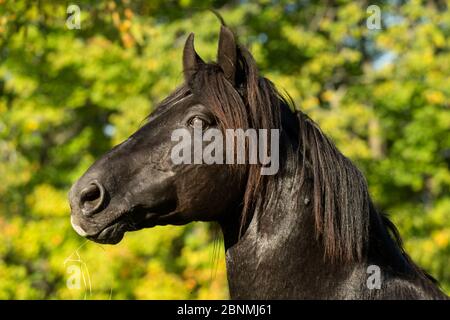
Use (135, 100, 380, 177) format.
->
(0, 0, 449, 298)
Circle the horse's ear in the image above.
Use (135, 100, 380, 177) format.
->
(217, 25, 237, 85)
(183, 33, 204, 82)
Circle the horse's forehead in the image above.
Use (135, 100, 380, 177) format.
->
(146, 93, 194, 123)
(170, 93, 194, 108)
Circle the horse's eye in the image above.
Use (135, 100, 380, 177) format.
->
(188, 116, 209, 129)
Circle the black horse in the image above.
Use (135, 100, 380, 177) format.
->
(69, 25, 447, 299)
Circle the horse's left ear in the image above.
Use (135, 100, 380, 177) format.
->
(183, 33, 205, 83)
(217, 25, 237, 85)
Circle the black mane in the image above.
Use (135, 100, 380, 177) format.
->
(144, 28, 447, 299)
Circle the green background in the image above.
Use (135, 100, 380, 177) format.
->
(0, 0, 449, 299)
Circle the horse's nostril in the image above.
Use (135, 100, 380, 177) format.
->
(79, 180, 105, 215)
(81, 185, 100, 202)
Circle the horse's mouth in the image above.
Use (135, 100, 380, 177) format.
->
(83, 202, 177, 244)
(87, 221, 127, 244)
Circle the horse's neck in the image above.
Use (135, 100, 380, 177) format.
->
(221, 178, 442, 300)
(220, 106, 446, 299)
(221, 174, 367, 299)
(221, 108, 384, 299)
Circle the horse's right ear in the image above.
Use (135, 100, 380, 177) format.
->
(217, 25, 237, 85)
(183, 33, 204, 83)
